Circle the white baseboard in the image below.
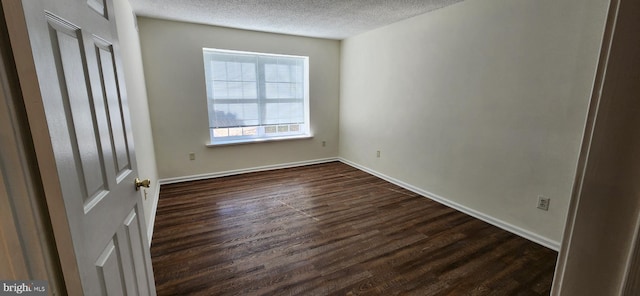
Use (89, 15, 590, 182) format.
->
(158, 157, 340, 185)
(147, 179, 160, 246)
(338, 158, 561, 251)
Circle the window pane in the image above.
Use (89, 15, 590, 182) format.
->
(290, 103, 303, 123)
(242, 127, 257, 136)
(212, 61, 227, 80)
(265, 63, 294, 82)
(277, 64, 290, 82)
(265, 83, 303, 99)
(212, 81, 228, 99)
(228, 127, 242, 136)
(291, 65, 302, 82)
(241, 103, 259, 123)
(265, 125, 277, 133)
(293, 83, 303, 98)
(226, 62, 242, 81)
(211, 107, 244, 127)
(265, 83, 278, 99)
(264, 103, 278, 124)
(213, 128, 229, 137)
(265, 102, 304, 124)
(227, 82, 243, 98)
(277, 83, 293, 98)
(243, 82, 257, 98)
(226, 104, 256, 123)
(242, 63, 256, 81)
(264, 63, 278, 82)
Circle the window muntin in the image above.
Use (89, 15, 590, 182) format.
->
(203, 49, 310, 145)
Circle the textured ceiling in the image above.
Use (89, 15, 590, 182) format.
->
(128, 0, 464, 40)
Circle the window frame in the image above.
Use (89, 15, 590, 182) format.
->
(202, 48, 311, 146)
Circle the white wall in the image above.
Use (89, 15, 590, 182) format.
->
(137, 18, 341, 179)
(339, 0, 608, 245)
(112, 0, 159, 238)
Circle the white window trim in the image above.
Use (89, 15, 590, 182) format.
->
(203, 48, 311, 146)
(205, 134, 313, 147)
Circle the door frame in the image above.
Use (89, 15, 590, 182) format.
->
(0, 47, 67, 293)
(1, 1, 82, 294)
(552, 0, 640, 294)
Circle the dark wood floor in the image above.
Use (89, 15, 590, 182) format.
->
(151, 162, 557, 295)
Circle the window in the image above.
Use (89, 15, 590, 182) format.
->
(203, 48, 310, 145)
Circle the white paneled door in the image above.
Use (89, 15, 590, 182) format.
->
(12, 0, 156, 294)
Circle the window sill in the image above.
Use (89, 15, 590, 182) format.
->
(206, 134, 313, 147)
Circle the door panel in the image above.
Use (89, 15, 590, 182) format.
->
(95, 39, 131, 178)
(87, 0, 108, 18)
(122, 207, 151, 296)
(16, 0, 156, 294)
(46, 13, 111, 209)
(95, 239, 126, 295)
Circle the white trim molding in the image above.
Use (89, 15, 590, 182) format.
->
(159, 157, 340, 185)
(147, 179, 161, 246)
(339, 158, 561, 251)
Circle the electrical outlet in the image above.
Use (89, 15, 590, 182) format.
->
(189, 152, 196, 160)
(537, 196, 550, 211)
(376, 150, 381, 158)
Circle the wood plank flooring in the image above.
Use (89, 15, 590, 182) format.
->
(151, 162, 557, 295)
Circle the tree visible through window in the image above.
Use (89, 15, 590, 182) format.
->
(203, 48, 310, 145)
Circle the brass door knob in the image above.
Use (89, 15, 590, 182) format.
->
(135, 178, 151, 191)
